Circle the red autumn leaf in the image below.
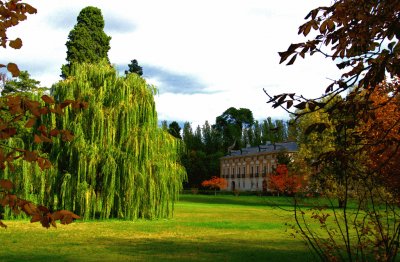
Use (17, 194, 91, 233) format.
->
(25, 118, 36, 128)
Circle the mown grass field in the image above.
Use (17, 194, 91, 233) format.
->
(0, 194, 316, 262)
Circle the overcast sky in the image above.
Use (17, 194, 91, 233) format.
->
(2, 0, 340, 127)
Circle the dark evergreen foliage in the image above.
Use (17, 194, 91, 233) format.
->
(125, 59, 143, 76)
(61, 6, 111, 78)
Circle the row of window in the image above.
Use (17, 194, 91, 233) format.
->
(221, 173, 267, 179)
(222, 165, 275, 177)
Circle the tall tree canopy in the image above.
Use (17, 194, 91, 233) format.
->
(46, 62, 186, 220)
(168, 121, 182, 139)
(214, 107, 254, 151)
(61, 6, 111, 78)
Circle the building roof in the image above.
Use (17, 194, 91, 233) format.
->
(221, 142, 298, 159)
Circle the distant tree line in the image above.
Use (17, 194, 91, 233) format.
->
(163, 107, 294, 188)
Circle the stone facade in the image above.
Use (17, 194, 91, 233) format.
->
(220, 142, 298, 192)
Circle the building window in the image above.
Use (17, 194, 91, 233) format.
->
(256, 166, 259, 177)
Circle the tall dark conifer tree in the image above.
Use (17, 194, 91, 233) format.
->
(61, 6, 111, 78)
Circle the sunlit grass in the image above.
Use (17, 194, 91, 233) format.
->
(0, 195, 315, 262)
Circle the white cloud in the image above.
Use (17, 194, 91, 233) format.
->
(2, 0, 338, 126)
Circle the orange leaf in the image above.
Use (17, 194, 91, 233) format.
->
(7, 63, 20, 77)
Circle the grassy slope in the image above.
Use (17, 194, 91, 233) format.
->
(0, 195, 315, 262)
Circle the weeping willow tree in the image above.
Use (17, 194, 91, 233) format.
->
(0, 62, 179, 221)
(45, 62, 187, 220)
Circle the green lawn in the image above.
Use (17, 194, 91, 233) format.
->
(0, 194, 315, 262)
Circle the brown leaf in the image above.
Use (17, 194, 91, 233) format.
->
(9, 38, 22, 49)
(7, 162, 15, 172)
(24, 4, 37, 14)
(0, 220, 7, 229)
(39, 107, 49, 115)
(40, 134, 52, 143)
(7, 63, 20, 77)
(25, 118, 36, 128)
(30, 214, 41, 223)
(61, 130, 74, 141)
(21, 202, 38, 216)
(40, 215, 51, 228)
(24, 151, 38, 162)
(41, 95, 55, 104)
(0, 179, 13, 191)
(33, 134, 42, 143)
(60, 100, 74, 109)
(287, 54, 297, 65)
(52, 210, 81, 225)
(11, 114, 23, 123)
(37, 158, 52, 170)
(49, 129, 60, 137)
(37, 205, 49, 213)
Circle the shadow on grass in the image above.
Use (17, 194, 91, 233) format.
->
(179, 194, 300, 209)
(102, 237, 315, 262)
(0, 237, 314, 262)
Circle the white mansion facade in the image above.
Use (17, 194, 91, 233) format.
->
(220, 142, 298, 192)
